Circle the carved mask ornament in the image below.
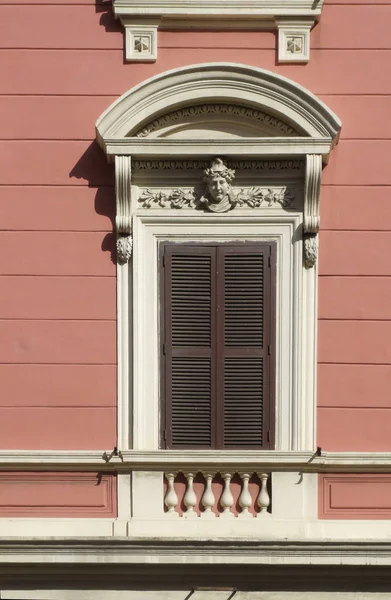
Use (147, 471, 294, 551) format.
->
(201, 158, 237, 213)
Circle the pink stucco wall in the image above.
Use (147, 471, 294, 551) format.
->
(1, 0, 390, 460)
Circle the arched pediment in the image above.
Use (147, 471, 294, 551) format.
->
(96, 63, 341, 157)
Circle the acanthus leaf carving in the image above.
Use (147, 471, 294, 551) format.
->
(117, 235, 133, 265)
(304, 233, 318, 269)
(237, 186, 295, 209)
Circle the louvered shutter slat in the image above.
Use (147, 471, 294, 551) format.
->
(217, 247, 272, 449)
(163, 247, 215, 448)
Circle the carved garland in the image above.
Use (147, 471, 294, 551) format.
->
(138, 186, 296, 210)
(134, 104, 299, 138)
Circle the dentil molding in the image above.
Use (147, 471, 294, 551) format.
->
(113, 1, 323, 63)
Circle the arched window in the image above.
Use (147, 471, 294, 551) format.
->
(96, 63, 341, 454)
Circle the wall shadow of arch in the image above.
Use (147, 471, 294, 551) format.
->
(69, 140, 116, 265)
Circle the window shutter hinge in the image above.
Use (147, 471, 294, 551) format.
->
(267, 431, 270, 442)
(268, 255, 271, 268)
(162, 254, 165, 267)
(268, 344, 271, 356)
(163, 343, 166, 355)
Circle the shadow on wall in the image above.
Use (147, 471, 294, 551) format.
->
(95, 0, 122, 35)
(69, 141, 116, 265)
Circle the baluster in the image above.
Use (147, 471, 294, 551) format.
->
(220, 473, 234, 518)
(184, 472, 198, 518)
(164, 473, 179, 517)
(238, 472, 253, 518)
(256, 472, 271, 517)
(201, 472, 216, 518)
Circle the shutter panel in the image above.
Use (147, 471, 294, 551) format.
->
(162, 245, 216, 448)
(216, 245, 273, 449)
(161, 242, 275, 450)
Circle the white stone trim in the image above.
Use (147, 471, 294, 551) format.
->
(113, 1, 323, 63)
(5, 537, 391, 565)
(103, 138, 334, 162)
(276, 19, 313, 63)
(124, 24, 158, 62)
(95, 63, 341, 151)
(2, 450, 391, 472)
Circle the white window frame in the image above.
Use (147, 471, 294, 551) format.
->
(129, 211, 315, 452)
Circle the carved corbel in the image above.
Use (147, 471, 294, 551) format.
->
(303, 154, 322, 268)
(115, 155, 132, 264)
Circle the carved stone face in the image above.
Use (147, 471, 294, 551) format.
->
(207, 176, 231, 203)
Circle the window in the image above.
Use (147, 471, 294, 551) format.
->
(160, 242, 276, 449)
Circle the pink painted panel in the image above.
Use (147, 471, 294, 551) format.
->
(0, 407, 116, 450)
(319, 232, 391, 276)
(0, 186, 114, 231)
(2, 49, 391, 95)
(318, 408, 391, 452)
(319, 277, 391, 320)
(0, 97, 117, 140)
(0, 277, 115, 320)
(320, 96, 391, 140)
(0, 141, 113, 186)
(319, 475, 391, 520)
(312, 5, 391, 49)
(318, 364, 391, 409)
(0, 0, 98, 3)
(159, 30, 275, 50)
(320, 186, 391, 231)
(0, 6, 122, 49)
(0, 364, 116, 407)
(0, 232, 115, 276)
(0, 472, 117, 517)
(0, 320, 115, 364)
(318, 320, 391, 365)
(321, 141, 391, 186)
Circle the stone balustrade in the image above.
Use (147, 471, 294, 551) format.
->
(164, 471, 270, 518)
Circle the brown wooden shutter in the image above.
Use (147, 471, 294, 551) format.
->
(216, 245, 274, 449)
(161, 242, 275, 450)
(162, 245, 216, 448)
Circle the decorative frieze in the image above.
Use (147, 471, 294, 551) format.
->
(135, 104, 298, 138)
(138, 158, 297, 212)
(133, 159, 305, 171)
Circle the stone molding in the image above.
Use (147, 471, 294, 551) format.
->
(112, 1, 323, 63)
(96, 64, 342, 151)
(133, 159, 305, 171)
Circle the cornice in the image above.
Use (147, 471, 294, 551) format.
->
(2, 539, 391, 567)
(2, 450, 391, 473)
(113, 1, 323, 63)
